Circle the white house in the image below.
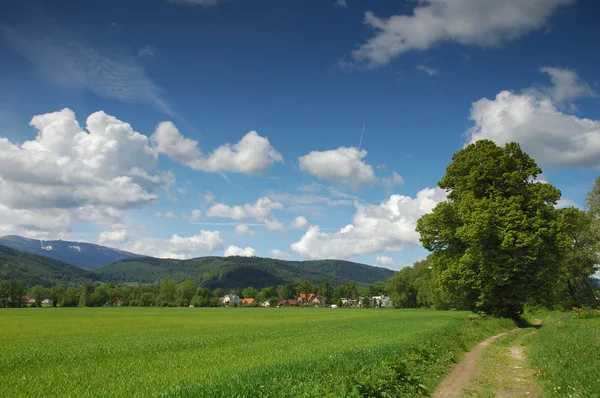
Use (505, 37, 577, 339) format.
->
(220, 294, 241, 306)
(372, 295, 393, 307)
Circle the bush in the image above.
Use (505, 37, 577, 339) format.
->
(571, 306, 600, 319)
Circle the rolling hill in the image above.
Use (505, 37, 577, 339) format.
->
(0, 245, 99, 286)
(97, 256, 396, 289)
(0, 235, 139, 269)
(0, 240, 397, 289)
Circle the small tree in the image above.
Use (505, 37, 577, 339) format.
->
(241, 287, 258, 299)
(29, 285, 49, 307)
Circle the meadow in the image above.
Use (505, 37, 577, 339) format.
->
(527, 311, 600, 397)
(0, 308, 514, 397)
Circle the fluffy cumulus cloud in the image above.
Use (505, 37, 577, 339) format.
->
(0, 108, 170, 237)
(264, 218, 285, 232)
(269, 249, 291, 258)
(539, 67, 597, 106)
(165, 231, 223, 257)
(291, 187, 447, 259)
(375, 256, 394, 266)
(99, 230, 129, 244)
(353, 0, 575, 67)
(291, 216, 309, 229)
(234, 224, 256, 236)
(298, 147, 377, 187)
(224, 245, 257, 257)
(298, 147, 403, 189)
(467, 68, 600, 168)
(206, 197, 283, 221)
(151, 122, 283, 175)
(104, 230, 223, 259)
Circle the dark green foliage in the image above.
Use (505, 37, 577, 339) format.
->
(417, 140, 563, 317)
(96, 256, 393, 289)
(0, 279, 27, 307)
(555, 208, 599, 308)
(0, 245, 98, 286)
(388, 258, 450, 310)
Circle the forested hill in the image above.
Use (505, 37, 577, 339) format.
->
(96, 256, 396, 289)
(0, 235, 139, 269)
(0, 245, 99, 286)
(0, 243, 396, 289)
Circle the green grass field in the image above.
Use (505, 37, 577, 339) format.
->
(0, 308, 513, 397)
(527, 311, 600, 397)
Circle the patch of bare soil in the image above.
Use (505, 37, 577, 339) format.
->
(432, 330, 515, 398)
(495, 342, 539, 397)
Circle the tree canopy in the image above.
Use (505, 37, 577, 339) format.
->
(417, 140, 564, 317)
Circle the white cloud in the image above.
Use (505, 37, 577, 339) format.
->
(291, 216, 309, 229)
(103, 230, 223, 259)
(539, 67, 596, 106)
(417, 65, 438, 76)
(467, 68, 600, 168)
(3, 24, 171, 114)
(352, 0, 575, 67)
(375, 256, 394, 266)
(164, 212, 177, 219)
(382, 171, 405, 187)
(298, 147, 404, 189)
(151, 122, 283, 175)
(99, 230, 129, 244)
(334, 0, 347, 8)
(224, 245, 257, 257)
(167, 231, 223, 255)
(203, 191, 215, 204)
(291, 187, 447, 259)
(556, 198, 579, 209)
(0, 108, 168, 237)
(206, 197, 283, 221)
(138, 45, 155, 57)
(177, 187, 187, 195)
(234, 224, 256, 236)
(269, 249, 291, 258)
(298, 146, 377, 187)
(188, 209, 202, 221)
(264, 218, 285, 232)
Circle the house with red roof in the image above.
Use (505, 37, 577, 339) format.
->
(297, 293, 324, 306)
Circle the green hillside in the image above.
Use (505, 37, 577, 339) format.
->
(1, 243, 396, 289)
(0, 245, 99, 286)
(96, 256, 395, 289)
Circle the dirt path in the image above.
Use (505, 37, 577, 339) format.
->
(432, 330, 517, 398)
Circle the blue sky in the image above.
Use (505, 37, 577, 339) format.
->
(1, 0, 599, 269)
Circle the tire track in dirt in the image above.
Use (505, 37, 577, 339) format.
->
(432, 330, 518, 398)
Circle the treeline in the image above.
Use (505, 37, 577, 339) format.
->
(0, 278, 388, 308)
(388, 141, 600, 316)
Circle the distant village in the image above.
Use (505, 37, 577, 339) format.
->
(218, 293, 393, 308)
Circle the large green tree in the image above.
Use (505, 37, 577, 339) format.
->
(557, 208, 599, 308)
(417, 140, 563, 317)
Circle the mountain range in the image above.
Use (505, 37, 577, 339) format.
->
(0, 235, 139, 269)
(0, 235, 396, 289)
